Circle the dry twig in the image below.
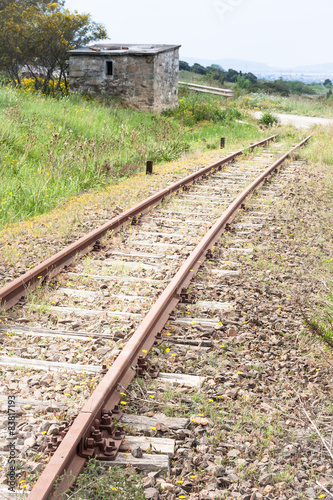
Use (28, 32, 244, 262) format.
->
(288, 382, 333, 462)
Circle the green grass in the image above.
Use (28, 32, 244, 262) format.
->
(0, 84, 266, 229)
(56, 459, 145, 499)
(236, 92, 333, 118)
(0, 86, 188, 227)
(180, 69, 333, 117)
(306, 301, 333, 347)
(302, 125, 333, 166)
(163, 86, 242, 126)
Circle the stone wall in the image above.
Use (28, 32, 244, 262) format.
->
(153, 49, 179, 112)
(69, 48, 178, 112)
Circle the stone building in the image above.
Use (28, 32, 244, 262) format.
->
(68, 44, 180, 112)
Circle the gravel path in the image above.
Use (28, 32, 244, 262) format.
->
(252, 111, 333, 129)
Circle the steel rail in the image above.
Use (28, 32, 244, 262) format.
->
(0, 135, 276, 311)
(28, 134, 311, 500)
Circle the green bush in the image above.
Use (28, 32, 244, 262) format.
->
(259, 112, 278, 127)
(163, 92, 241, 126)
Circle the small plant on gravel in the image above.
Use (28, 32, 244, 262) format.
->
(258, 112, 279, 127)
(58, 459, 145, 499)
(302, 296, 333, 347)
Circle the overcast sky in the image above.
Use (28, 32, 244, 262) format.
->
(65, 0, 331, 69)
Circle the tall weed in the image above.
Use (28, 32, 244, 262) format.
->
(163, 89, 241, 126)
(0, 86, 188, 226)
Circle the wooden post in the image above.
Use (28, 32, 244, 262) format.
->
(220, 137, 225, 149)
(146, 160, 153, 175)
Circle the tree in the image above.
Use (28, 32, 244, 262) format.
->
(206, 64, 226, 83)
(0, 0, 53, 9)
(225, 68, 239, 83)
(324, 78, 332, 88)
(243, 72, 257, 84)
(31, 4, 107, 92)
(0, 0, 107, 92)
(262, 81, 290, 97)
(206, 64, 224, 75)
(179, 60, 191, 71)
(191, 63, 207, 75)
(286, 80, 315, 95)
(237, 75, 249, 89)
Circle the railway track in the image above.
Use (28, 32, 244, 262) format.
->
(1, 134, 325, 499)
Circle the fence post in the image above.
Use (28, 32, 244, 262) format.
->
(146, 161, 153, 175)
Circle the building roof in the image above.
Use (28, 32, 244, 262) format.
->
(68, 44, 181, 57)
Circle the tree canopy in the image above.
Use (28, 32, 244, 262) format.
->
(179, 60, 258, 87)
(0, 0, 107, 92)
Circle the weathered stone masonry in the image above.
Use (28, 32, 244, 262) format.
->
(68, 44, 180, 112)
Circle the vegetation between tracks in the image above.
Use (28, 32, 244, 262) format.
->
(256, 126, 333, 347)
(57, 460, 145, 499)
(1, 126, 332, 498)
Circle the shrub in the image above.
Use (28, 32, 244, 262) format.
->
(163, 93, 241, 126)
(259, 112, 278, 127)
(20, 77, 69, 97)
(179, 60, 191, 71)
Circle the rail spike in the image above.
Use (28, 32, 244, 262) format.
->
(179, 287, 196, 304)
(136, 355, 160, 378)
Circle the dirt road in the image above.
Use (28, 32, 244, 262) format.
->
(252, 110, 333, 129)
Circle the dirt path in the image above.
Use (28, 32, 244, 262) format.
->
(252, 110, 333, 129)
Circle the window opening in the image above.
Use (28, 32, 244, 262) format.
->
(106, 61, 113, 76)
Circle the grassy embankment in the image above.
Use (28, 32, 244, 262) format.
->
(236, 93, 333, 118)
(0, 84, 264, 230)
(180, 69, 333, 118)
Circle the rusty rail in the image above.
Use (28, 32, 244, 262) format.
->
(28, 135, 311, 499)
(0, 135, 276, 311)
